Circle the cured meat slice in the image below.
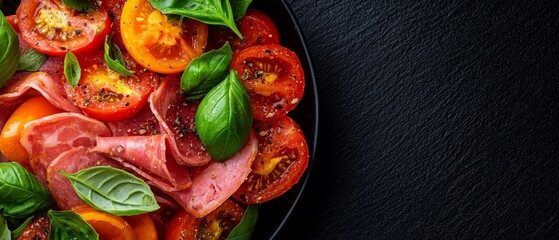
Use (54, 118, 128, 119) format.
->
(106, 106, 161, 137)
(92, 134, 191, 192)
(46, 147, 121, 210)
(0, 71, 79, 114)
(149, 75, 211, 166)
(167, 131, 258, 218)
(20, 113, 112, 183)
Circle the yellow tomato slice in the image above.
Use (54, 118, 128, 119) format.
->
(73, 205, 136, 240)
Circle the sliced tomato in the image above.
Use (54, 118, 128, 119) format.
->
(230, 44, 305, 121)
(16, 0, 111, 56)
(6, 15, 19, 32)
(123, 214, 158, 240)
(73, 205, 136, 240)
(208, 9, 280, 53)
(234, 116, 309, 204)
(196, 199, 244, 240)
(100, 0, 126, 50)
(165, 211, 197, 240)
(120, 0, 207, 74)
(66, 50, 158, 121)
(18, 215, 50, 240)
(166, 200, 244, 240)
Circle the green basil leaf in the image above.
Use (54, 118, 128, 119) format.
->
(0, 162, 53, 219)
(61, 0, 96, 12)
(195, 69, 252, 161)
(59, 166, 159, 216)
(0, 10, 20, 88)
(230, 0, 251, 20)
(0, 214, 11, 240)
(64, 52, 81, 90)
(17, 48, 47, 72)
(10, 215, 34, 240)
(227, 205, 259, 240)
(104, 35, 133, 76)
(148, 0, 243, 39)
(48, 210, 98, 240)
(181, 42, 233, 101)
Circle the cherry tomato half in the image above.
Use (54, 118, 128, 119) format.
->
(17, 0, 111, 56)
(234, 116, 309, 204)
(18, 215, 50, 240)
(73, 205, 136, 240)
(208, 9, 280, 53)
(230, 44, 305, 121)
(166, 200, 244, 240)
(66, 50, 158, 121)
(120, 0, 208, 74)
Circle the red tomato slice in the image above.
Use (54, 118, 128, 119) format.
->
(233, 116, 309, 204)
(120, 0, 207, 74)
(66, 50, 158, 121)
(100, 0, 127, 50)
(165, 211, 197, 240)
(230, 44, 305, 121)
(165, 200, 244, 240)
(208, 9, 280, 53)
(18, 215, 50, 240)
(6, 15, 19, 32)
(16, 0, 111, 56)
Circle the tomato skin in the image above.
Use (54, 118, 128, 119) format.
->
(6, 15, 19, 32)
(123, 214, 158, 240)
(66, 50, 158, 121)
(120, 0, 207, 74)
(208, 9, 280, 53)
(165, 211, 197, 240)
(73, 205, 136, 240)
(234, 116, 309, 204)
(17, 0, 112, 56)
(230, 44, 305, 121)
(18, 215, 50, 240)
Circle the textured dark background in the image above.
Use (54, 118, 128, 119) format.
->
(278, 0, 559, 239)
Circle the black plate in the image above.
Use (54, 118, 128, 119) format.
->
(2, 0, 319, 239)
(248, 0, 319, 239)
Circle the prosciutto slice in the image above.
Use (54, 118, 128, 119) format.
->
(149, 75, 211, 166)
(168, 130, 258, 218)
(20, 113, 112, 183)
(46, 147, 121, 210)
(0, 71, 79, 114)
(92, 134, 191, 192)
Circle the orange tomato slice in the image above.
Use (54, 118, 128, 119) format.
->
(123, 214, 158, 240)
(120, 0, 208, 74)
(0, 96, 62, 170)
(73, 205, 136, 240)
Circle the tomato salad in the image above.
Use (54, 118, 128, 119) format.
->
(0, 0, 309, 239)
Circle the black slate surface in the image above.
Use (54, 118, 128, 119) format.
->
(278, 0, 559, 239)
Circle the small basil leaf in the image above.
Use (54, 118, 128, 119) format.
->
(227, 205, 259, 240)
(17, 48, 47, 72)
(59, 166, 160, 216)
(64, 52, 81, 90)
(0, 214, 11, 240)
(0, 162, 53, 219)
(10, 215, 34, 240)
(104, 35, 133, 76)
(195, 69, 252, 161)
(0, 10, 20, 88)
(48, 210, 98, 240)
(61, 0, 96, 12)
(230, 0, 251, 20)
(148, 0, 243, 39)
(181, 42, 233, 101)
